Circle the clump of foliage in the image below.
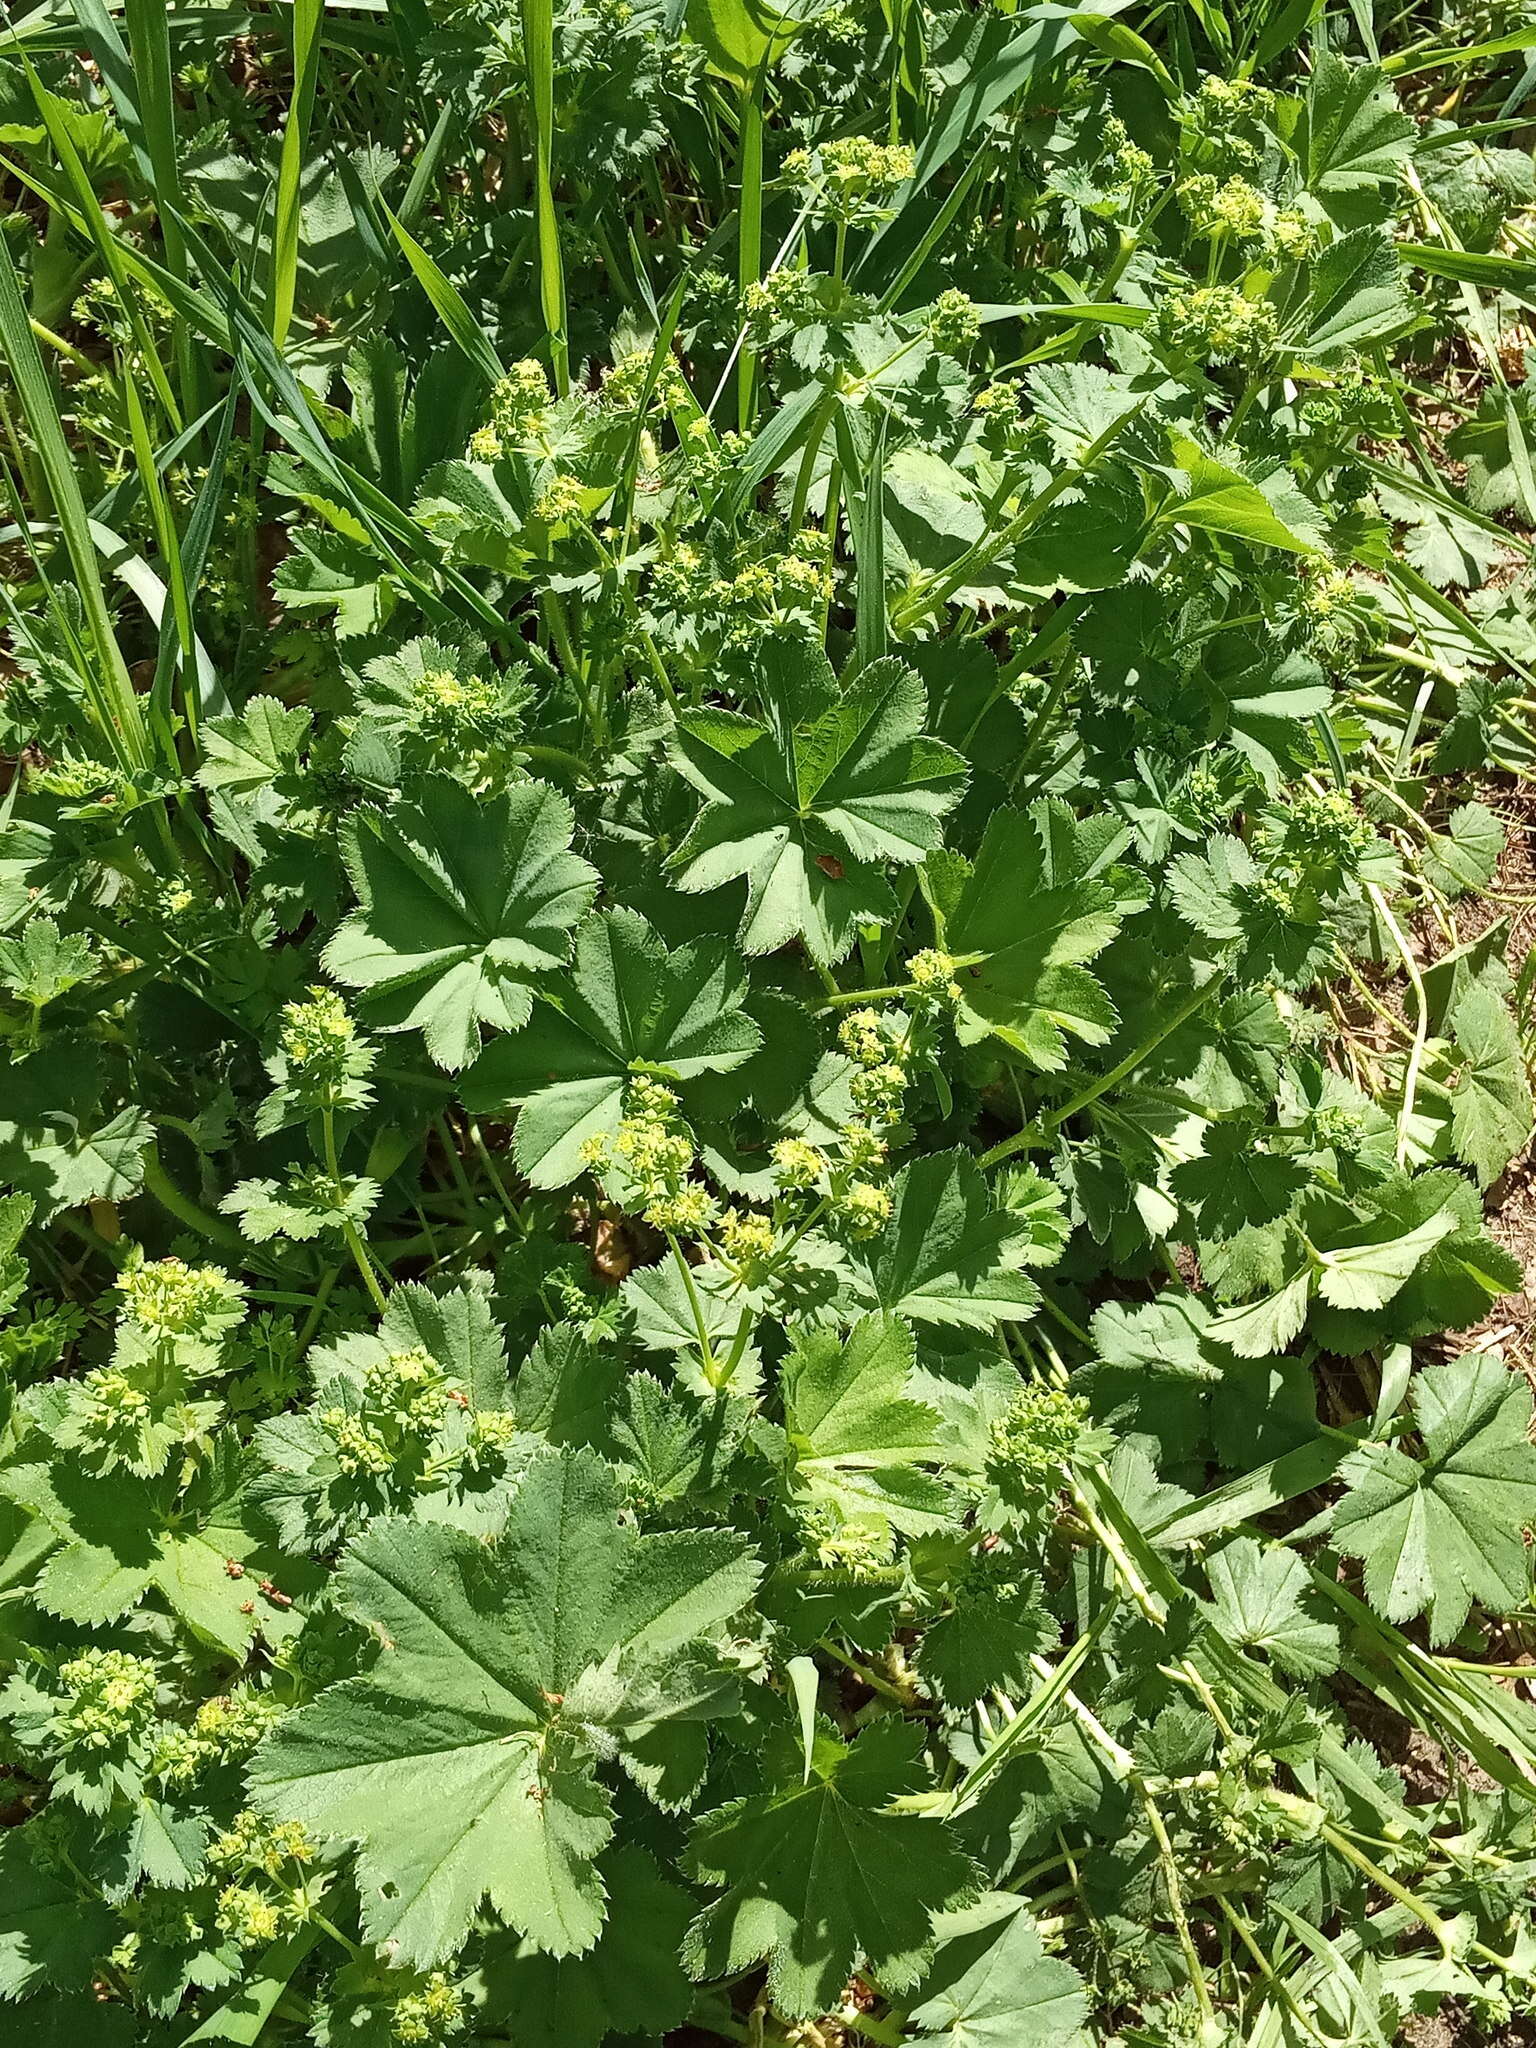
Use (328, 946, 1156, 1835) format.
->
(1, 2, 1536, 2044)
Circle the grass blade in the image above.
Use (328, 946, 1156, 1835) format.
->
(0, 227, 148, 767)
(520, 0, 569, 394)
(270, 0, 324, 348)
(383, 204, 504, 389)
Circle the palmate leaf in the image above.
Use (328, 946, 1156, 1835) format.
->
(250, 1447, 759, 1966)
(1170, 1124, 1307, 1241)
(1448, 981, 1533, 1188)
(0, 918, 93, 1008)
(0, 1048, 154, 1219)
(1421, 802, 1504, 898)
(846, 1151, 1046, 1329)
(1307, 1172, 1522, 1350)
(927, 803, 1121, 1072)
(473, 1846, 694, 2048)
(781, 1312, 950, 1535)
(1159, 436, 1327, 555)
(1333, 1354, 1536, 1643)
(1211, 645, 1332, 793)
(917, 1591, 1059, 1709)
(196, 695, 312, 798)
(1296, 226, 1411, 359)
(1314, 1210, 1458, 1312)
(462, 908, 762, 1186)
(907, 1892, 1088, 2048)
(668, 644, 967, 965)
(0, 1442, 283, 1655)
(683, 1719, 981, 2019)
(1301, 54, 1416, 210)
(1166, 836, 1334, 988)
(0, 1833, 116, 2003)
(323, 774, 598, 1069)
(1203, 1537, 1339, 1678)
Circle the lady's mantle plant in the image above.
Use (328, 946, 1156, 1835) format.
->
(0, 5, 1534, 2046)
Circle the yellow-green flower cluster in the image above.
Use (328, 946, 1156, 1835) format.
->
(364, 1346, 450, 1431)
(120, 1256, 244, 1338)
(926, 288, 981, 357)
(1271, 787, 1374, 882)
(210, 1809, 318, 1878)
(390, 1972, 467, 2046)
(154, 1691, 285, 1785)
(604, 347, 689, 414)
(408, 667, 504, 742)
(534, 471, 586, 524)
(27, 754, 128, 802)
(840, 1007, 909, 1120)
(1247, 869, 1298, 919)
(1177, 173, 1266, 243)
(786, 135, 915, 218)
(1177, 175, 1316, 261)
(971, 381, 1018, 419)
(277, 986, 366, 1099)
(118, 1890, 205, 1966)
(1312, 1104, 1367, 1158)
(987, 1385, 1088, 1489)
(804, 1508, 895, 1572)
(468, 360, 551, 460)
(1267, 209, 1318, 260)
(75, 1366, 153, 1456)
(838, 1007, 889, 1066)
(200, 1690, 285, 1752)
(823, 1006, 910, 1235)
(771, 1136, 826, 1191)
(649, 534, 833, 647)
(1196, 75, 1273, 119)
(319, 1405, 393, 1477)
(583, 1080, 717, 1237)
(716, 548, 834, 644)
(1180, 762, 1233, 833)
(58, 1649, 158, 1752)
(1102, 115, 1155, 189)
(839, 1121, 888, 1171)
(216, 1884, 295, 1950)
(835, 1179, 893, 1239)
(1183, 75, 1275, 176)
(464, 1407, 520, 1470)
(718, 1206, 777, 1284)
(317, 1349, 455, 1481)
(742, 266, 823, 339)
(682, 419, 747, 494)
(1153, 283, 1279, 364)
(647, 1183, 717, 1235)
(907, 948, 963, 1004)
(1301, 568, 1357, 620)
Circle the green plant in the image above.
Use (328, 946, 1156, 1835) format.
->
(0, 4, 1535, 2045)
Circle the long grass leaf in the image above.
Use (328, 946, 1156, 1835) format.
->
(122, 0, 188, 279)
(16, 52, 181, 429)
(270, 0, 324, 348)
(383, 204, 504, 388)
(520, 0, 569, 394)
(0, 228, 148, 767)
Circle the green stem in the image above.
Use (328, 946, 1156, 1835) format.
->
(980, 970, 1228, 1168)
(323, 1107, 387, 1313)
(668, 1234, 720, 1384)
(736, 59, 768, 432)
(1365, 882, 1429, 1167)
(815, 1636, 916, 1708)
